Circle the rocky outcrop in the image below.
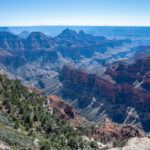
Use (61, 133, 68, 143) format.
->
(47, 95, 85, 120)
(95, 120, 145, 143)
(74, 119, 145, 144)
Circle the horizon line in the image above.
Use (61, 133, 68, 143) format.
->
(1, 25, 150, 27)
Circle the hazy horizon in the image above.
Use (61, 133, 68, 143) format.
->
(1, 25, 150, 27)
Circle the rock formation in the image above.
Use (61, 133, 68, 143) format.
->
(59, 56, 150, 132)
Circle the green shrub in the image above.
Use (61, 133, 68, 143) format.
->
(113, 140, 126, 147)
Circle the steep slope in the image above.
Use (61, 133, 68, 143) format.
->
(58, 56, 150, 132)
(0, 73, 102, 149)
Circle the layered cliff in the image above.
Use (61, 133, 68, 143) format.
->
(59, 56, 150, 132)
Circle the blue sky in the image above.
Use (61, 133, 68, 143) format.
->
(0, 0, 150, 26)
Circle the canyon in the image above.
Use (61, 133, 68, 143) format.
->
(58, 55, 150, 132)
(0, 28, 150, 134)
(0, 29, 134, 90)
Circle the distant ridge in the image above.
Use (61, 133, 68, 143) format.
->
(0, 27, 9, 32)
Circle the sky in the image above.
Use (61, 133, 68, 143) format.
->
(0, 0, 150, 26)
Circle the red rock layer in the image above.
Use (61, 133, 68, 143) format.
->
(47, 95, 85, 120)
